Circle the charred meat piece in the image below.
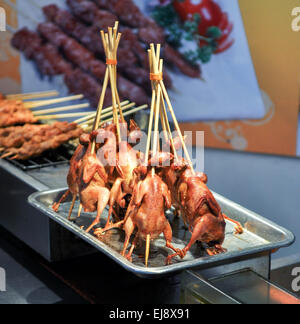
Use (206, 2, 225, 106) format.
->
(93, 0, 148, 28)
(0, 124, 49, 148)
(11, 28, 72, 76)
(0, 100, 25, 113)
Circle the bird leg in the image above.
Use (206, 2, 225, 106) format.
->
(223, 214, 243, 234)
(206, 244, 227, 256)
(121, 216, 135, 257)
(52, 189, 70, 212)
(68, 194, 77, 220)
(126, 233, 138, 263)
(164, 222, 184, 265)
(85, 187, 110, 233)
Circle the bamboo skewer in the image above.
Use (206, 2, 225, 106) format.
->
(83, 105, 148, 132)
(159, 80, 195, 174)
(91, 22, 123, 154)
(6, 90, 59, 100)
(145, 49, 156, 164)
(0, 106, 150, 160)
(161, 96, 178, 161)
(33, 103, 90, 116)
(80, 104, 131, 127)
(147, 43, 194, 175)
(74, 100, 130, 124)
(78, 102, 136, 127)
(37, 111, 95, 120)
(24, 94, 84, 109)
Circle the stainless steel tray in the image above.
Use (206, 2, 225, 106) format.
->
(28, 188, 295, 278)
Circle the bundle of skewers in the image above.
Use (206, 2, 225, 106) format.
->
(0, 90, 147, 161)
(52, 22, 243, 267)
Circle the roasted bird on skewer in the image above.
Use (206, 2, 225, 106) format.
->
(118, 166, 182, 266)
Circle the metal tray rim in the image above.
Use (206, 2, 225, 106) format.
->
(28, 188, 295, 278)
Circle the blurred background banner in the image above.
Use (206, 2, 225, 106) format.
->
(142, 0, 266, 122)
(181, 0, 300, 157)
(0, 0, 21, 95)
(1, 0, 300, 156)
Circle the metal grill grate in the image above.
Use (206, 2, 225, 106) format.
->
(6, 143, 75, 171)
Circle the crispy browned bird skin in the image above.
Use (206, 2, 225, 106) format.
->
(121, 170, 181, 262)
(79, 144, 110, 233)
(52, 136, 88, 213)
(91, 121, 143, 228)
(162, 165, 227, 263)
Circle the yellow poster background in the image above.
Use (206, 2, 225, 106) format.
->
(181, 0, 300, 157)
(0, 0, 21, 94)
(1, 0, 299, 156)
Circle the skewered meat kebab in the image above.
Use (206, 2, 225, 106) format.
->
(2, 90, 59, 101)
(0, 109, 38, 128)
(42, 4, 153, 92)
(0, 100, 25, 113)
(37, 22, 149, 105)
(0, 123, 54, 149)
(3, 124, 83, 160)
(11, 28, 72, 76)
(0, 122, 76, 150)
(91, 0, 201, 78)
(0, 96, 90, 128)
(12, 28, 109, 107)
(66, 0, 147, 67)
(72, 23, 133, 233)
